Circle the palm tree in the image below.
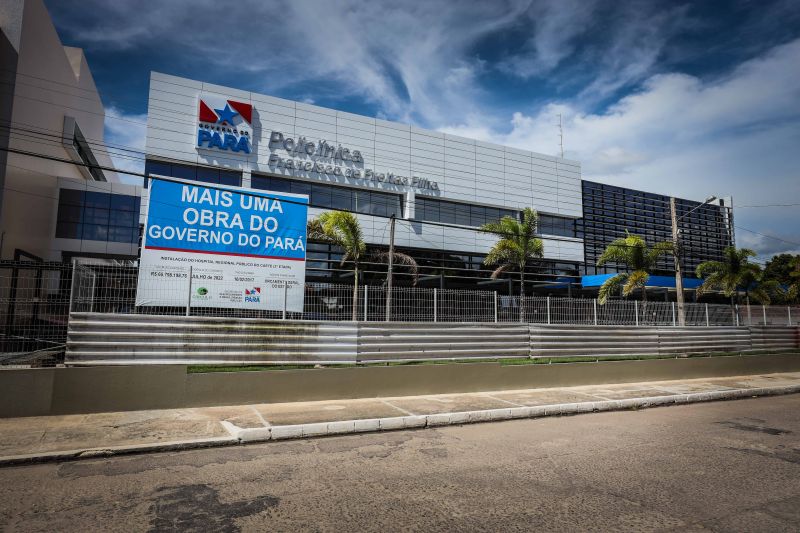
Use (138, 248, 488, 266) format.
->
(481, 208, 544, 322)
(596, 232, 673, 306)
(307, 211, 418, 321)
(696, 247, 776, 308)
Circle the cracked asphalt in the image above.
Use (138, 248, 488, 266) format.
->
(1, 394, 799, 532)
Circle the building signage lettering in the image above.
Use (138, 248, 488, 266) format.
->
(268, 131, 439, 191)
(196, 96, 252, 154)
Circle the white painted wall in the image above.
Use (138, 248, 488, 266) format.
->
(146, 72, 584, 262)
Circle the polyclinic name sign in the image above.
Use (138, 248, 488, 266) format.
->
(135, 177, 308, 312)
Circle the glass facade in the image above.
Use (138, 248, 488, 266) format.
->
(580, 180, 733, 276)
(414, 197, 517, 227)
(144, 160, 242, 186)
(252, 175, 403, 218)
(414, 196, 578, 237)
(55, 189, 141, 244)
(306, 241, 580, 292)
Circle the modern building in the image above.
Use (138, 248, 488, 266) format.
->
(0, 0, 140, 264)
(141, 72, 733, 296)
(0, 0, 735, 296)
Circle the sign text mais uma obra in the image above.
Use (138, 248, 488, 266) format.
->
(146, 185, 306, 252)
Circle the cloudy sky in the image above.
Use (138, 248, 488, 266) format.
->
(45, 0, 800, 259)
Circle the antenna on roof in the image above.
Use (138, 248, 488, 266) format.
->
(557, 113, 564, 158)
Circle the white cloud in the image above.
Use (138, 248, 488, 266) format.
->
(103, 107, 147, 185)
(442, 39, 800, 258)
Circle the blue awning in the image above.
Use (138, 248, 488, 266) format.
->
(581, 274, 703, 289)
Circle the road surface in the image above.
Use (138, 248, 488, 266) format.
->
(1, 395, 799, 532)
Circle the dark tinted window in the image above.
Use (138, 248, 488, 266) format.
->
(56, 189, 141, 244)
(252, 174, 403, 217)
(145, 160, 242, 187)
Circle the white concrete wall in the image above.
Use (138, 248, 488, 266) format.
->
(146, 72, 584, 262)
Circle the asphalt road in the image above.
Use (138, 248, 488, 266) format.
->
(1, 395, 799, 532)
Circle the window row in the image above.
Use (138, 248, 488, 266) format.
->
(251, 175, 403, 218)
(415, 197, 519, 228)
(144, 160, 242, 186)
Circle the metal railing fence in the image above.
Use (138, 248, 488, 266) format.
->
(68, 263, 800, 328)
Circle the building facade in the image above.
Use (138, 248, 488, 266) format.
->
(0, 0, 139, 263)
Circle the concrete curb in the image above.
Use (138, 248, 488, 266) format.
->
(2, 384, 799, 466)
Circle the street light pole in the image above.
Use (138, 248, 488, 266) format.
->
(385, 214, 396, 322)
(670, 195, 717, 328)
(670, 198, 685, 326)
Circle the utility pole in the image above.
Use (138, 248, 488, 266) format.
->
(385, 214, 396, 322)
(670, 194, 717, 327)
(670, 198, 686, 326)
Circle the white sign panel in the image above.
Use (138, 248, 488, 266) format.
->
(136, 178, 308, 312)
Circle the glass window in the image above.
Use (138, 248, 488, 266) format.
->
(171, 164, 196, 181)
(219, 169, 242, 186)
(59, 189, 84, 206)
(110, 195, 137, 212)
(311, 184, 332, 208)
(56, 222, 82, 239)
(84, 191, 110, 209)
(83, 207, 110, 225)
(330, 188, 353, 211)
(57, 205, 83, 223)
(82, 224, 108, 241)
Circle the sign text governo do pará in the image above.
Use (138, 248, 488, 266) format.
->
(267, 131, 440, 191)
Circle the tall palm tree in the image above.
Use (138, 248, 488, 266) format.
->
(481, 208, 544, 322)
(307, 211, 418, 321)
(596, 232, 673, 305)
(696, 247, 776, 308)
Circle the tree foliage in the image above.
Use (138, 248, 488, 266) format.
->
(481, 208, 544, 321)
(595, 232, 673, 304)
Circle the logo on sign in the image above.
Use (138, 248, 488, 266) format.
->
(244, 287, 261, 303)
(197, 96, 252, 154)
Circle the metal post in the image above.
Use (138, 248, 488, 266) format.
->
(670, 197, 686, 326)
(68, 259, 77, 313)
(762, 305, 767, 325)
(282, 281, 288, 320)
(747, 298, 752, 325)
(787, 306, 792, 326)
(185, 266, 192, 317)
(705, 303, 709, 327)
(671, 302, 676, 327)
(385, 214, 396, 322)
(546, 296, 551, 325)
(735, 304, 740, 327)
(593, 299, 598, 326)
(494, 291, 498, 323)
(433, 288, 438, 323)
(363, 285, 368, 321)
(634, 300, 639, 326)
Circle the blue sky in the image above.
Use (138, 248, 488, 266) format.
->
(45, 0, 800, 258)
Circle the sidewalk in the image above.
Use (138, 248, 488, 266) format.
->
(2, 372, 800, 465)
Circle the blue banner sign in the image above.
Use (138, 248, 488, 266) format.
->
(144, 178, 308, 260)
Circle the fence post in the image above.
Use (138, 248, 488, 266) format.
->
(787, 306, 792, 326)
(762, 305, 767, 325)
(747, 300, 752, 325)
(634, 300, 639, 326)
(185, 266, 193, 317)
(282, 281, 288, 320)
(705, 303, 709, 327)
(593, 299, 598, 326)
(68, 259, 77, 313)
(363, 285, 368, 321)
(433, 288, 438, 323)
(735, 304, 740, 327)
(671, 302, 676, 327)
(494, 291, 498, 323)
(546, 296, 551, 325)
